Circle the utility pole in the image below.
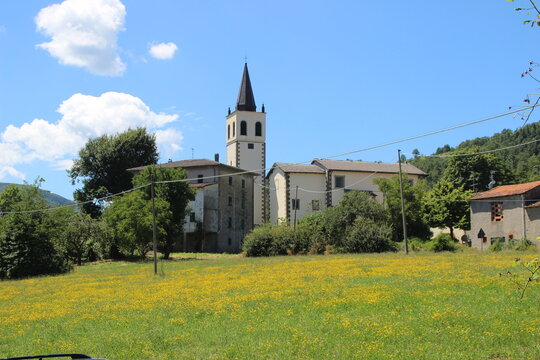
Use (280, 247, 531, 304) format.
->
(151, 175, 158, 275)
(293, 185, 299, 230)
(398, 150, 409, 254)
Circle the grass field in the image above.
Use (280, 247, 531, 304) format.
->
(0, 252, 539, 359)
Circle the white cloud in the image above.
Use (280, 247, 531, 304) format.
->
(0, 92, 181, 173)
(155, 129, 183, 159)
(149, 42, 178, 60)
(35, 0, 126, 76)
(0, 166, 25, 181)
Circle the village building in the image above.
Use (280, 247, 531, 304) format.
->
(129, 158, 255, 253)
(469, 180, 540, 250)
(225, 63, 266, 226)
(266, 159, 427, 225)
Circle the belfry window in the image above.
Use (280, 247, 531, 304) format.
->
(233, 122, 235, 137)
(255, 122, 262, 136)
(227, 125, 230, 139)
(240, 121, 247, 136)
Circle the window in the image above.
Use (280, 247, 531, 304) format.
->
(228, 217, 232, 229)
(232, 122, 235, 137)
(240, 121, 247, 135)
(241, 179, 245, 188)
(312, 199, 320, 211)
(241, 193, 245, 209)
(292, 199, 300, 210)
(227, 124, 230, 139)
(241, 219, 245, 230)
(335, 176, 345, 188)
(248, 143, 254, 149)
(197, 174, 203, 184)
(228, 196, 232, 206)
(190, 212, 196, 222)
(491, 202, 503, 221)
(228, 238, 232, 245)
(228, 176, 232, 185)
(255, 122, 262, 136)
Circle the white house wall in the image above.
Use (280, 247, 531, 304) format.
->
(268, 169, 287, 224)
(329, 171, 421, 206)
(289, 173, 327, 224)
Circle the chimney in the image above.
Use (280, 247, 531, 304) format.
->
(214, 153, 220, 163)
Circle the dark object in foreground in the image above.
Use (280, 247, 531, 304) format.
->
(2, 354, 106, 360)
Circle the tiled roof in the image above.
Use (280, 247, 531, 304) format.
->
(312, 159, 427, 176)
(127, 159, 257, 175)
(274, 162, 325, 174)
(470, 180, 540, 200)
(189, 182, 217, 188)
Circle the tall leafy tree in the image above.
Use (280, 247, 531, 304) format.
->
(132, 166, 195, 259)
(374, 175, 431, 241)
(0, 181, 70, 279)
(103, 190, 172, 259)
(423, 180, 472, 240)
(69, 128, 159, 217)
(442, 150, 516, 192)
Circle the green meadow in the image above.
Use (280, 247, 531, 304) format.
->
(0, 252, 539, 359)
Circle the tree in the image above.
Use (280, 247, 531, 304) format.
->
(69, 128, 159, 218)
(299, 191, 393, 252)
(442, 150, 516, 192)
(102, 190, 172, 259)
(132, 166, 195, 259)
(55, 212, 110, 265)
(0, 181, 70, 279)
(423, 180, 472, 241)
(374, 175, 431, 241)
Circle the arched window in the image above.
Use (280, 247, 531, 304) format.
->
(255, 122, 262, 136)
(233, 122, 235, 137)
(227, 124, 230, 139)
(240, 121, 247, 136)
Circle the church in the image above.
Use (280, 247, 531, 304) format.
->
(132, 64, 427, 252)
(226, 64, 427, 227)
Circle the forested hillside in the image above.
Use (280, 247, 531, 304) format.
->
(409, 121, 540, 188)
(0, 183, 73, 206)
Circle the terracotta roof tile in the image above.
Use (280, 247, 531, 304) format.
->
(274, 163, 325, 174)
(189, 182, 217, 188)
(470, 180, 540, 200)
(312, 159, 427, 176)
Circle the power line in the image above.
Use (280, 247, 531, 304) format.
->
(405, 138, 540, 158)
(2, 105, 537, 215)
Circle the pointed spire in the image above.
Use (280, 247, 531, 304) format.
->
(236, 63, 257, 112)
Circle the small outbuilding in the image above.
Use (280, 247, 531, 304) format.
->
(469, 180, 540, 250)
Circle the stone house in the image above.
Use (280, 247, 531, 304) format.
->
(469, 180, 540, 250)
(266, 159, 427, 225)
(129, 158, 256, 253)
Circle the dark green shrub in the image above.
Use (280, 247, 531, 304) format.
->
(514, 239, 536, 251)
(489, 238, 504, 252)
(408, 237, 428, 252)
(428, 233, 458, 252)
(242, 225, 275, 257)
(341, 217, 396, 253)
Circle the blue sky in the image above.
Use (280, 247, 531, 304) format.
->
(0, 0, 538, 200)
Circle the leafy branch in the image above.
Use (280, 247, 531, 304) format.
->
(508, 0, 540, 26)
(502, 257, 540, 299)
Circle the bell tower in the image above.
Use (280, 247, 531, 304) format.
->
(226, 63, 266, 225)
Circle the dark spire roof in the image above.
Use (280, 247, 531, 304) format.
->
(236, 63, 257, 112)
